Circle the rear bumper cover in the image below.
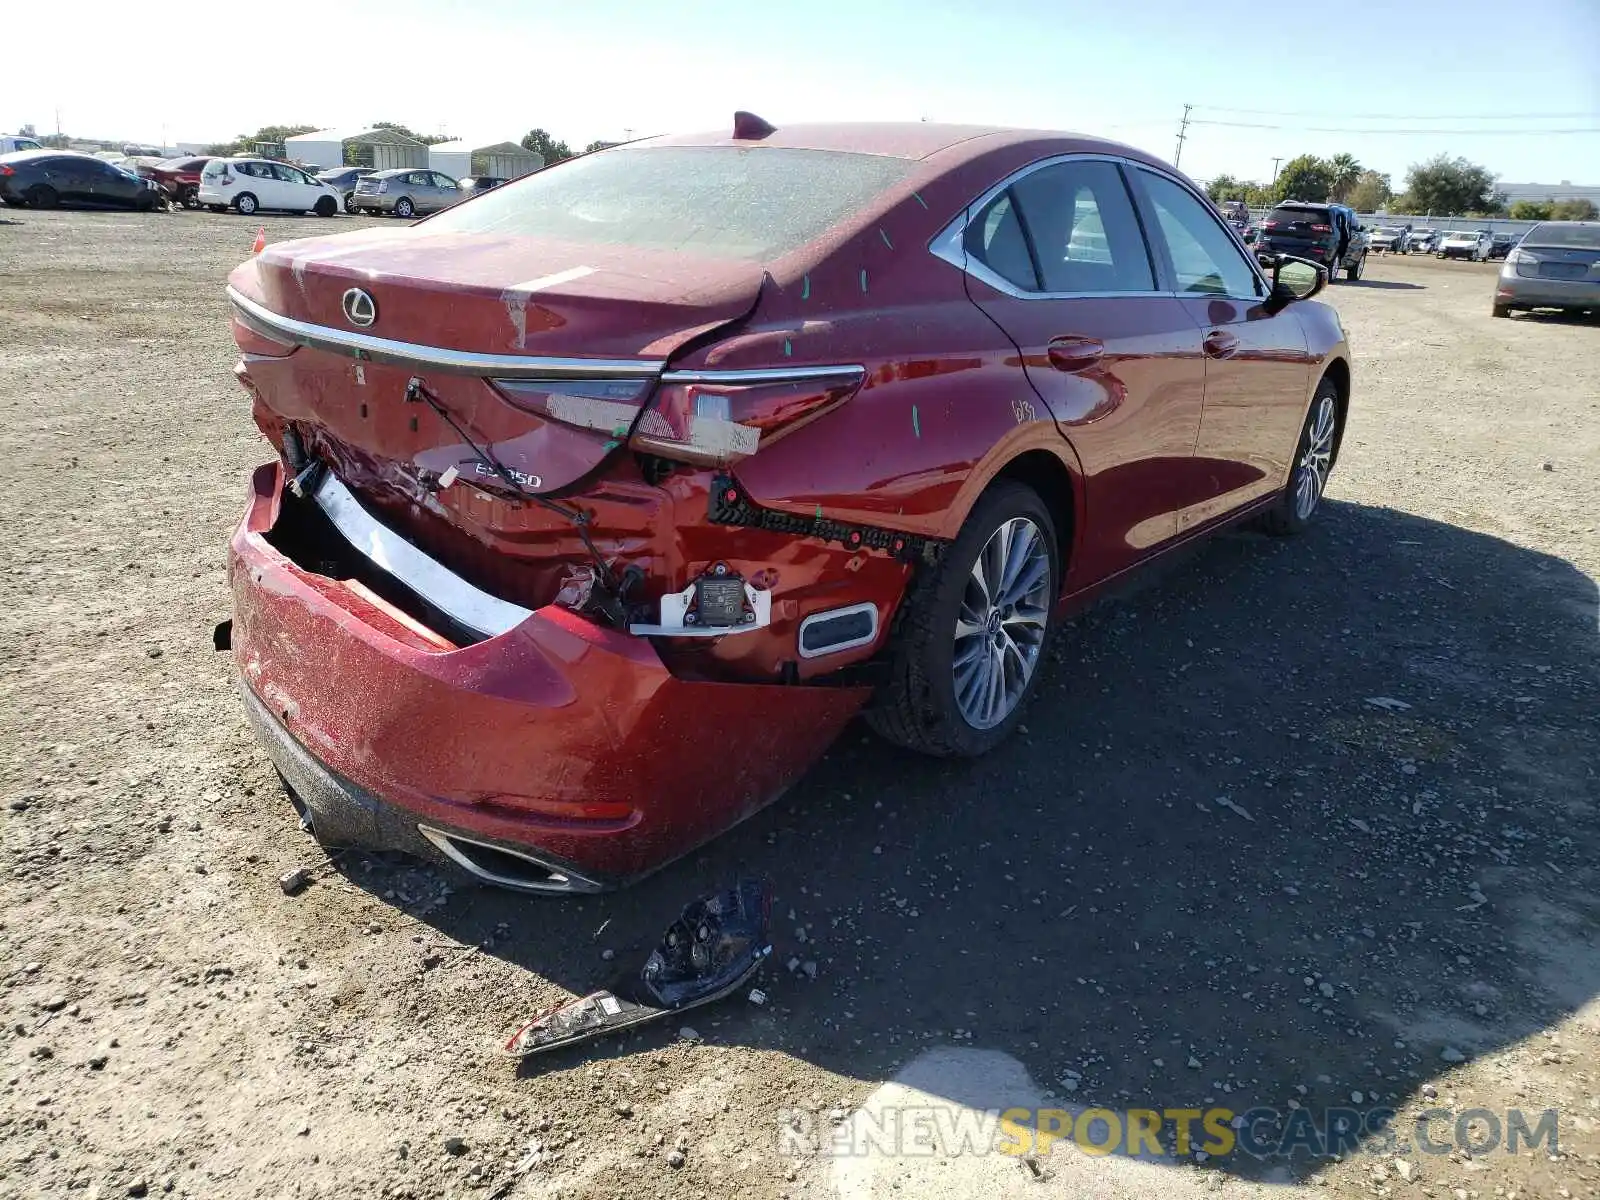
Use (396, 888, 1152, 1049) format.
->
(1497, 274, 1600, 309)
(229, 462, 868, 888)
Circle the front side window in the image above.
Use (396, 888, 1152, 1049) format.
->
(1140, 171, 1262, 297)
(1008, 160, 1155, 293)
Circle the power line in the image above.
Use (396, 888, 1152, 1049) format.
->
(1191, 119, 1600, 135)
(1194, 105, 1600, 120)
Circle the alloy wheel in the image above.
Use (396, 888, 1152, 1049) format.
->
(952, 517, 1051, 730)
(1293, 394, 1337, 520)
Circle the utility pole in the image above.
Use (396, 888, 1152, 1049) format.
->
(1173, 104, 1192, 167)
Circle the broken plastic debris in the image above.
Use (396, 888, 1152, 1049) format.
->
(437, 465, 458, 490)
(748, 988, 768, 1006)
(1365, 696, 1412, 711)
(279, 867, 314, 895)
(553, 564, 599, 612)
(504, 879, 771, 1057)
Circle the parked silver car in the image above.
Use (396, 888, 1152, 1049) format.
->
(351, 168, 463, 217)
(1493, 221, 1600, 318)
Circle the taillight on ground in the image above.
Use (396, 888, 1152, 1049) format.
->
(628, 370, 865, 467)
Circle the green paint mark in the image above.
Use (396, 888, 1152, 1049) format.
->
(913, 191, 928, 209)
(879, 228, 893, 250)
(602, 439, 620, 451)
(815, 504, 823, 519)
(801, 274, 811, 300)
(912, 405, 921, 438)
(783, 338, 792, 356)
(859, 268, 869, 292)
(612, 425, 628, 437)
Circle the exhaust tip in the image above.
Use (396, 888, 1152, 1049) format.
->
(417, 826, 605, 895)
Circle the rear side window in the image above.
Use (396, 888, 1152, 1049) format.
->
(964, 193, 1037, 289)
(423, 146, 917, 261)
(1008, 160, 1155, 293)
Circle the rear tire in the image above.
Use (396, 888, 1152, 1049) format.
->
(26, 184, 58, 209)
(1260, 377, 1340, 536)
(393, 197, 415, 218)
(1492, 303, 1512, 318)
(314, 195, 337, 217)
(234, 192, 258, 215)
(343, 193, 357, 214)
(867, 481, 1059, 758)
(181, 187, 200, 210)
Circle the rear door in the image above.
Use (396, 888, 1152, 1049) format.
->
(953, 156, 1210, 581)
(1129, 167, 1315, 526)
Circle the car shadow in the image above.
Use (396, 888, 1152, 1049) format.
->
(1507, 308, 1599, 325)
(1339, 278, 1425, 290)
(339, 500, 1599, 1179)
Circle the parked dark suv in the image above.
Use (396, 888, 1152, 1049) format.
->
(1256, 201, 1368, 281)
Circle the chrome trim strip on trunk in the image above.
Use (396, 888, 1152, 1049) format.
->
(311, 473, 534, 639)
(227, 286, 665, 380)
(659, 364, 868, 385)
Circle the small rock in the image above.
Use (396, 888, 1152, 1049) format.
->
(600, 949, 615, 962)
(1395, 1159, 1416, 1182)
(89, 1054, 109, 1070)
(802, 961, 818, 980)
(667, 1149, 686, 1169)
(1542, 460, 1554, 471)
(1060, 1077, 1079, 1093)
(1421, 1084, 1438, 1099)
(1187, 1056, 1202, 1069)
(1320, 982, 1336, 998)
(1351, 1091, 1364, 1104)
(1440, 1046, 1467, 1064)
(128, 1181, 149, 1198)
(297, 1122, 310, 1136)
(614, 1102, 633, 1117)
(147, 647, 163, 658)
(278, 867, 313, 895)
(443, 1135, 468, 1156)
(678, 1026, 700, 1042)
(748, 988, 767, 1006)
(40, 997, 68, 1013)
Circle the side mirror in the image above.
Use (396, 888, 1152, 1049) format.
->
(1262, 254, 1327, 313)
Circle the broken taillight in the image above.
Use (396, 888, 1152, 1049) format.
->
(488, 378, 653, 436)
(628, 370, 865, 468)
(230, 313, 297, 358)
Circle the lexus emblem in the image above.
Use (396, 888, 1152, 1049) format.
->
(341, 287, 377, 328)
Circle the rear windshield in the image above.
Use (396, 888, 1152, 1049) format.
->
(1267, 207, 1331, 225)
(1524, 222, 1600, 249)
(422, 146, 917, 260)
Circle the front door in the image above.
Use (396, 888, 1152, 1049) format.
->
(955, 157, 1210, 585)
(1127, 167, 1316, 526)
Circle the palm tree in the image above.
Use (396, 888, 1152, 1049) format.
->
(1328, 153, 1362, 203)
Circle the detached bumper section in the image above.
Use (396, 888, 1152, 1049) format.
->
(230, 462, 868, 890)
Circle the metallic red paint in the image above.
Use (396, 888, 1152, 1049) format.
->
(224, 121, 1351, 888)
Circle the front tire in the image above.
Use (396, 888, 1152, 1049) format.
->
(393, 197, 415, 218)
(234, 192, 258, 215)
(1346, 252, 1364, 281)
(314, 195, 337, 217)
(1261, 378, 1340, 536)
(867, 481, 1058, 758)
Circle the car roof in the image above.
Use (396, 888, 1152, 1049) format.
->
(370, 167, 425, 177)
(640, 120, 1157, 165)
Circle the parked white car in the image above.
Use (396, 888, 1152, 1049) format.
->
(1436, 229, 1493, 261)
(197, 157, 344, 216)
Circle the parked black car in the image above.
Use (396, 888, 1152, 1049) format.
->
(315, 166, 376, 214)
(0, 150, 164, 211)
(1488, 232, 1516, 261)
(1255, 200, 1369, 280)
(458, 175, 508, 196)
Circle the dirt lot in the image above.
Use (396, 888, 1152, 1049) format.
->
(1, 211, 1597, 1200)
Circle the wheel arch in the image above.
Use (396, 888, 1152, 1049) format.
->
(1318, 355, 1351, 466)
(942, 439, 1082, 592)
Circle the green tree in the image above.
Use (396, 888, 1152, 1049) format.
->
(1272, 155, 1334, 203)
(1551, 197, 1599, 221)
(1401, 154, 1500, 216)
(583, 139, 620, 154)
(1509, 200, 1554, 221)
(1327, 152, 1362, 202)
(1346, 170, 1392, 213)
(206, 124, 319, 157)
(369, 121, 451, 145)
(1206, 174, 1256, 202)
(521, 128, 574, 165)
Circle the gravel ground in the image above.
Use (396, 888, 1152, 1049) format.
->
(1, 211, 1597, 1200)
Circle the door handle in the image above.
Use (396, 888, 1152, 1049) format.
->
(1046, 336, 1105, 373)
(1203, 330, 1239, 359)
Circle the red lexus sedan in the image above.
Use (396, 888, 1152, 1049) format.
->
(224, 117, 1350, 893)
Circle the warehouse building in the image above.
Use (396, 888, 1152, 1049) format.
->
(428, 140, 543, 180)
(283, 127, 429, 172)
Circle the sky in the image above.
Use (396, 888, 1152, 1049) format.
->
(6, 0, 1598, 187)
